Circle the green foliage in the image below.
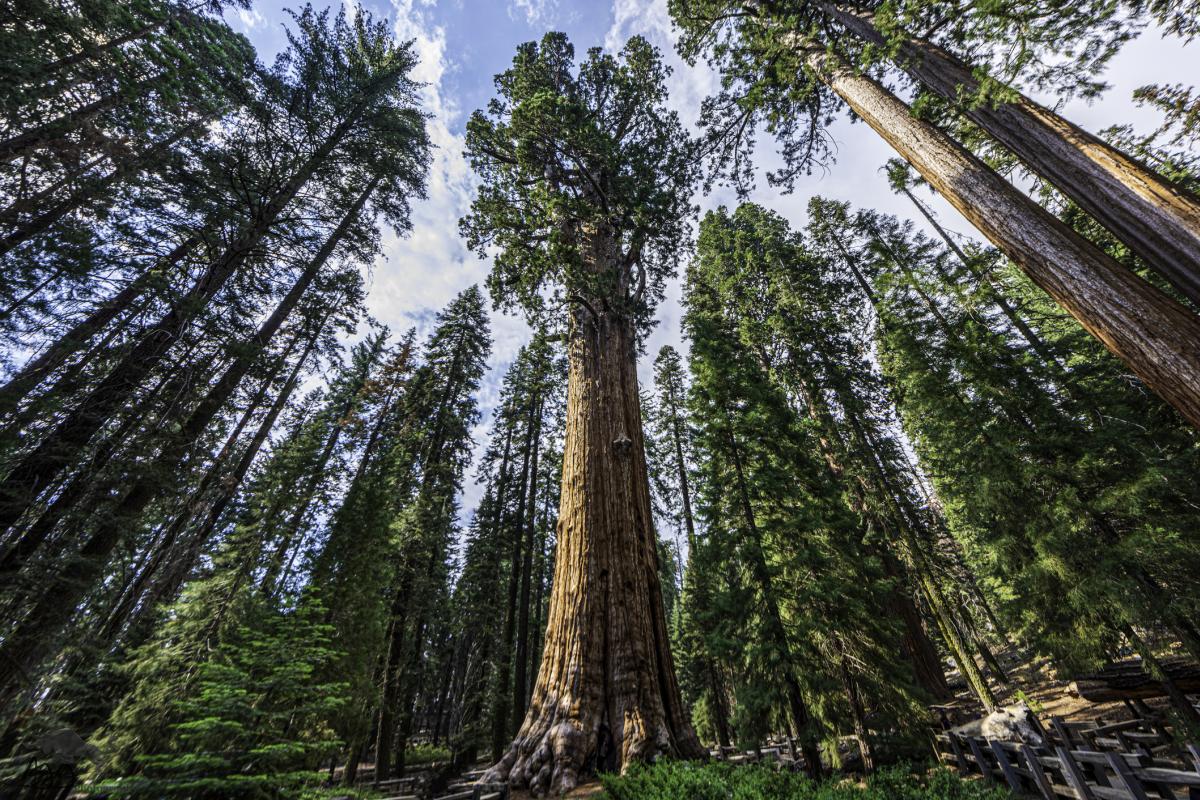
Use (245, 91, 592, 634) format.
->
(404, 743, 451, 766)
(461, 32, 695, 331)
(94, 596, 345, 799)
(600, 761, 1011, 800)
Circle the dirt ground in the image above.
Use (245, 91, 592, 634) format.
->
(941, 647, 1174, 725)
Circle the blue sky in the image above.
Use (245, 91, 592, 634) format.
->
(224, 0, 1196, 522)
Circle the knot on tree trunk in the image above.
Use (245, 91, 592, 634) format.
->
(612, 433, 632, 456)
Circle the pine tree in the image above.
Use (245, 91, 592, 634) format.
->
(682, 206, 929, 772)
(0, 5, 431, 710)
(368, 287, 490, 781)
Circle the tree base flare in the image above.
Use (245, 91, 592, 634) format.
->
(484, 708, 696, 796)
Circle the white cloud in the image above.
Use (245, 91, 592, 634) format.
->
(373, 0, 531, 524)
(508, 0, 559, 27)
(235, 7, 266, 30)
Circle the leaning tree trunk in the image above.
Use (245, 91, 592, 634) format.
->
(822, 3, 1200, 307)
(484, 300, 704, 794)
(807, 49, 1200, 431)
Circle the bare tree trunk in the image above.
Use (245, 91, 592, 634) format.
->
(484, 287, 703, 793)
(0, 117, 368, 532)
(823, 3, 1200, 307)
(808, 49, 1200, 430)
(513, 398, 542, 729)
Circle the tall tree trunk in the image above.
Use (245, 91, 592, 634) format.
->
(374, 585, 411, 783)
(97, 333, 300, 643)
(834, 637, 875, 772)
(121, 330, 316, 642)
(788, 357, 952, 703)
(0, 337, 203, 572)
(0, 118, 370, 532)
(807, 48, 1200, 430)
(0, 237, 197, 417)
(491, 395, 538, 761)
(822, 3, 1200, 307)
(484, 292, 703, 793)
(513, 398, 542, 729)
(0, 295, 336, 705)
(0, 170, 369, 537)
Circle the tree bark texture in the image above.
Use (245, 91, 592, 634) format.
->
(824, 3, 1200, 307)
(484, 244, 702, 794)
(513, 399, 543, 729)
(809, 50, 1200, 431)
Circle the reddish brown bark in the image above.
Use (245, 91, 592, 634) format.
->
(485, 229, 703, 794)
(808, 49, 1200, 431)
(823, 3, 1200, 308)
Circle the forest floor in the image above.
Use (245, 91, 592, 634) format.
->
(942, 647, 1172, 724)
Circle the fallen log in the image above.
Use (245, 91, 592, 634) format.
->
(1070, 657, 1200, 702)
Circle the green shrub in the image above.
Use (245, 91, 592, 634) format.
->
(405, 743, 451, 766)
(600, 761, 1012, 800)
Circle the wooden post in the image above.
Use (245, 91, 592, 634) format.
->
(1106, 753, 1151, 800)
(966, 738, 995, 784)
(1057, 746, 1098, 800)
(989, 740, 1024, 792)
(1051, 716, 1076, 748)
(946, 734, 970, 775)
(1021, 744, 1057, 800)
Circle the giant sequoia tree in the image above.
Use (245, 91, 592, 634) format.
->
(462, 33, 704, 792)
(669, 0, 1200, 430)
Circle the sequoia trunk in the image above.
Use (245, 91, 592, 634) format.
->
(809, 50, 1200, 430)
(484, 301, 703, 794)
(823, 3, 1200, 307)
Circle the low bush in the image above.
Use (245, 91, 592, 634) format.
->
(600, 761, 1011, 800)
(404, 743, 452, 766)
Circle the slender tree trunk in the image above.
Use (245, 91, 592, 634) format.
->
(491, 395, 538, 760)
(431, 637, 456, 746)
(513, 398, 542, 729)
(123, 332, 316, 645)
(375, 585, 411, 783)
(823, 3, 1200, 307)
(0, 337, 203, 572)
(98, 334, 300, 643)
(808, 48, 1200, 430)
(0, 120, 368, 532)
(0, 237, 197, 416)
(835, 638, 875, 772)
(484, 270, 702, 792)
(0, 308, 324, 706)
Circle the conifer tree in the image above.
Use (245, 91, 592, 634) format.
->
(462, 32, 704, 791)
(370, 287, 490, 781)
(669, 1, 1200, 430)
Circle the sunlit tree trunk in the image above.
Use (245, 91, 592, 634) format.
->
(485, 228, 703, 795)
(808, 49, 1200, 430)
(822, 3, 1200, 307)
